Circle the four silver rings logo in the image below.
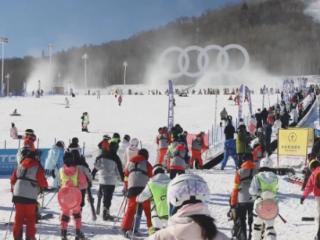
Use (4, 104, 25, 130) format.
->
(159, 44, 250, 78)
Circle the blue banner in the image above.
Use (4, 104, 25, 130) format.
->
(168, 80, 174, 131)
(238, 84, 245, 121)
(0, 148, 50, 175)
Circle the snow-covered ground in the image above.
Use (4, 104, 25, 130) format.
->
(0, 93, 315, 239)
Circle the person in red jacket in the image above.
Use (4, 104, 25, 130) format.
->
(190, 132, 208, 169)
(156, 127, 170, 165)
(10, 147, 48, 240)
(230, 153, 257, 240)
(23, 129, 36, 152)
(301, 160, 320, 240)
(121, 149, 153, 237)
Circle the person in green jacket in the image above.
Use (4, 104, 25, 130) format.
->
(137, 164, 170, 233)
(236, 123, 252, 167)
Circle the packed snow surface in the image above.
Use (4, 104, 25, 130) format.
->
(0, 93, 315, 239)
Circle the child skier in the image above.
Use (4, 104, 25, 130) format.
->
(94, 142, 124, 220)
(150, 173, 229, 240)
(121, 149, 153, 238)
(58, 151, 88, 240)
(137, 164, 170, 231)
(249, 159, 279, 240)
(300, 159, 320, 240)
(81, 112, 89, 132)
(10, 147, 48, 240)
(44, 141, 65, 189)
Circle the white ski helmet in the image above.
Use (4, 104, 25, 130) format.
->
(167, 173, 210, 209)
(130, 138, 139, 147)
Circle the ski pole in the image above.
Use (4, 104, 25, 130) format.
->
(43, 190, 58, 209)
(278, 213, 287, 224)
(130, 203, 140, 240)
(4, 203, 14, 240)
(113, 195, 127, 228)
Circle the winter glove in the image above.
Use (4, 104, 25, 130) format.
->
(300, 196, 305, 205)
(227, 206, 237, 221)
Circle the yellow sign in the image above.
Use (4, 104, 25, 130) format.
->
(308, 128, 314, 147)
(278, 128, 309, 156)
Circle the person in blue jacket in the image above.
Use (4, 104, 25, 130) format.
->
(44, 141, 65, 188)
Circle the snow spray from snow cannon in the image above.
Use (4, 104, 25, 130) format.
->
(58, 186, 82, 210)
(167, 80, 174, 131)
(238, 85, 252, 122)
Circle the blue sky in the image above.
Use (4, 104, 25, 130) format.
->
(0, 0, 239, 58)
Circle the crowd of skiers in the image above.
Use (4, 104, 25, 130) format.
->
(8, 84, 319, 240)
(9, 125, 223, 240)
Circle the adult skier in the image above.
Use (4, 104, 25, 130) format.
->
(10, 122, 22, 139)
(167, 143, 187, 179)
(97, 134, 111, 153)
(118, 134, 131, 168)
(58, 151, 88, 240)
(236, 123, 252, 168)
(300, 159, 320, 240)
(249, 159, 279, 240)
(149, 173, 228, 240)
(230, 153, 257, 240)
(189, 132, 207, 169)
(123, 138, 140, 168)
(10, 147, 48, 240)
(121, 149, 153, 238)
(137, 164, 170, 231)
(156, 128, 170, 166)
(44, 141, 65, 189)
(118, 95, 123, 106)
(94, 142, 124, 220)
(221, 117, 237, 170)
(81, 112, 89, 132)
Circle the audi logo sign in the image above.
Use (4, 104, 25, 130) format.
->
(159, 44, 250, 78)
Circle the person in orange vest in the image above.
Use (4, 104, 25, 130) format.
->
(190, 132, 208, 169)
(121, 149, 153, 237)
(230, 153, 257, 240)
(156, 127, 170, 165)
(10, 147, 48, 240)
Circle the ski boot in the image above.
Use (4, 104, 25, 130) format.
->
(102, 208, 114, 221)
(61, 229, 68, 240)
(123, 230, 133, 239)
(75, 229, 86, 240)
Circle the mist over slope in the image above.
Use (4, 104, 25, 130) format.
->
(5, 0, 320, 92)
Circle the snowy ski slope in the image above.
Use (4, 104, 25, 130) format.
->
(0, 93, 316, 239)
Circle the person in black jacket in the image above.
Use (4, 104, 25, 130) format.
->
(255, 109, 263, 129)
(224, 116, 235, 140)
(261, 108, 268, 125)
